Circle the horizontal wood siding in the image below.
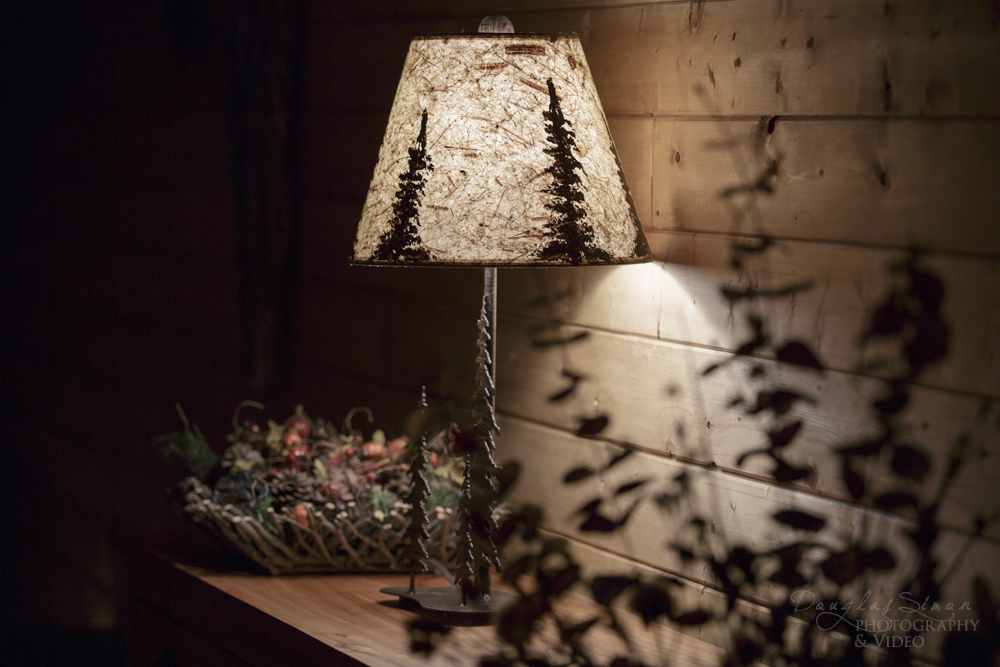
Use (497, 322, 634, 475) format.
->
(497, 317, 1000, 538)
(8, 1, 999, 660)
(499, 240, 1000, 397)
(472, 0, 1000, 659)
(498, 416, 1000, 608)
(309, 0, 1000, 118)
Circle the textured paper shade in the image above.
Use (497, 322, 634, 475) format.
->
(352, 33, 651, 266)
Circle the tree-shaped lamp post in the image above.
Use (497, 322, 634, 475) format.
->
(355, 17, 651, 625)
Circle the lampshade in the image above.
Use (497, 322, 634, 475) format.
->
(352, 33, 651, 266)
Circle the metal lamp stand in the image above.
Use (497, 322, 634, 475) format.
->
(381, 267, 516, 626)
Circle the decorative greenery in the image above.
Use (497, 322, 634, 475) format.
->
(368, 486, 397, 516)
(161, 400, 463, 574)
(157, 403, 219, 483)
(426, 482, 459, 513)
(249, 495, 275, 532)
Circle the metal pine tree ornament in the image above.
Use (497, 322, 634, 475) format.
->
(380, 382, 516, 625)
(399, 388, 432, 593)
(454, 297, 503, 602)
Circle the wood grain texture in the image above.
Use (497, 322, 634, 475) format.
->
(496, 316, 1000, 539)
(516, 529, 774, 650)
(308, 0, 1000, 117)
(496, 415, 1000, 650)
(10, 0, 999, 656)
(498, 239, 1000, 398)
(648, 118, 1000, 255)
(600, 116, 1000, 259)
(647, 233, 1000, 397)
(129, 600, 254, 667)
(607, 116, 655, 229)
(308, 0, 674, 23)
(584, 0, 1000, 117)
(136, 552, 729, 667)
(290, 277, 481, 404)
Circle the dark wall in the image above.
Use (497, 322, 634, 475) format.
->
(4, 0, 241, 635)
(1, 0, 481, 643)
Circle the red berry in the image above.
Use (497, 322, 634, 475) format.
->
(289, 418, 310, 439)
(345, 447, 355, 457)
(287, 445, 308, 470)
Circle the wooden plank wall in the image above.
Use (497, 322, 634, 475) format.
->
(6, 1, 999, 661)
(309, 0, 1000, 653)
(475, 0, 1000, 655)
(301, 0, 1000, 657)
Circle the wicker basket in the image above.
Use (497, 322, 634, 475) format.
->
(175, 476, 458, 575)
(162, 402, 463, 575)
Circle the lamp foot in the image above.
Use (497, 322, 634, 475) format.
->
(380, 586, 517, 626)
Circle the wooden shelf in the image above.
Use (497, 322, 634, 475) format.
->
(127, 549, 726, 667)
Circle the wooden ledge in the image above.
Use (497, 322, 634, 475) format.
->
(128, 550, 726, 667)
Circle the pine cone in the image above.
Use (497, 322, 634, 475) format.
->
(214, 470, 269, 515)
(221, 442, 265, 471)
(270, 468, 316, 508)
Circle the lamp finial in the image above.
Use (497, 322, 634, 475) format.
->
(478, 15, 513, 33)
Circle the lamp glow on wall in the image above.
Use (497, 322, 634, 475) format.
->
(353, 18, 651, 624)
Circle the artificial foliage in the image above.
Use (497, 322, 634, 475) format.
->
(160, 400, 462, 574)
(157, 403, 219, 483)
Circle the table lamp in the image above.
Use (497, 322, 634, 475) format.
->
(353, 16, 651, 625)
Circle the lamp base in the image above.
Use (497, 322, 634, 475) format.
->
(380, 586, 517, 626)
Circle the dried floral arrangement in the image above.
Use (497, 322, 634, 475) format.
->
(158, 401, 463, 574)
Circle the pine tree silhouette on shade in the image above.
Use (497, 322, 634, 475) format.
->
(373, 109, 433, 261)
(399, 388, 432, 593)
(537, 78, 611, 265)
(454, 298, 502, 602)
